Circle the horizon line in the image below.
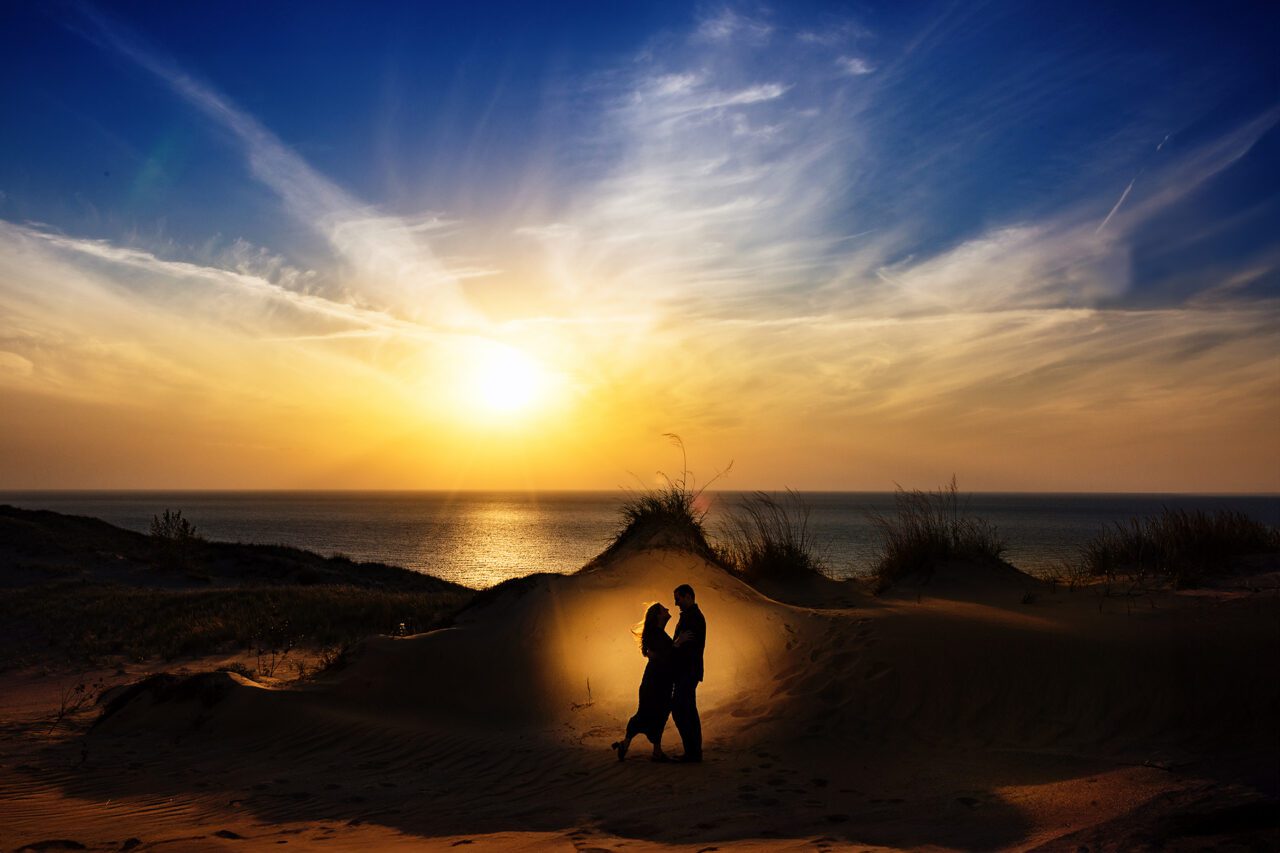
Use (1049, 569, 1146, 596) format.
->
(3, 487, 1277, 498)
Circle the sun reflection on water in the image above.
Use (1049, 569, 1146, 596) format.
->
(446, 503, 563, 589)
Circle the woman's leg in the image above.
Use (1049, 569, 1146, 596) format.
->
(613, 712, 644, 760)
(647, 711, 672, 760)
(647, 731, 669, 761)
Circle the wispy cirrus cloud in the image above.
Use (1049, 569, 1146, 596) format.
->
(74, 6, 485, 329)
(695, 8, 774, 44)
(497, 5, 1279, 488)
(0, 220, 423, 405)
(837, 56, 875, 76)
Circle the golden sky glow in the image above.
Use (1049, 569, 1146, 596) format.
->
(1, 7, 1277, 492)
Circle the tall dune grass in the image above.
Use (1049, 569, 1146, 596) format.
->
(593, 435, 729, 565)
(868, 477, 1006, 592)
(718, 489, 826, 579)
(1080, 507, 1279, 588)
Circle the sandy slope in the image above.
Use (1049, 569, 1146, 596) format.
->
(2, 545, 1277, 851)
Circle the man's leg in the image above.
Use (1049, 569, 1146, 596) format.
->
(672, 678, 702, 760)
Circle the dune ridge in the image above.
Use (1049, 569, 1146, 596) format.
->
(3, 531, 1278, 850)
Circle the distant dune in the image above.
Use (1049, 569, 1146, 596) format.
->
(1, 509, 1277, 850)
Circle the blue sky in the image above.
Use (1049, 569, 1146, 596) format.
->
(0, 1, 1277, 490)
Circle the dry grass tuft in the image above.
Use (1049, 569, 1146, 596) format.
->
(1079, 507, 1280, 588)
(868, 477, 1006, 593)
(591, 435, 730, 566)
(718, 489, 826, 580)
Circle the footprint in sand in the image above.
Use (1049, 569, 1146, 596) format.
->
(213, 830, 244, 839)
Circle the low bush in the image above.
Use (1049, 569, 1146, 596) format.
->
(150, 509, 200, 542)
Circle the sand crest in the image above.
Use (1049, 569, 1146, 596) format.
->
(2, 541, 1277, 851)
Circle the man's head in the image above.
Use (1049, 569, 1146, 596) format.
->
(674, 584, 695, 610)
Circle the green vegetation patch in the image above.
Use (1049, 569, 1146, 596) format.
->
(1, 582, 472, 666)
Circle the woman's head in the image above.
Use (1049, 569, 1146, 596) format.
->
(631, 601, 671, 656)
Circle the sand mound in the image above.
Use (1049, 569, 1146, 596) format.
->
(93, 540, 1275, 762)
(93, 671, 280, 738)
(63, 539, 1277, 849)
(878, 556, 1045, 602)
(323, 546, 794, 728)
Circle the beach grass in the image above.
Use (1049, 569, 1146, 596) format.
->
(1080, 507, 1280, 587)
(591, 434, 729, 566)
(868, 477, 1006, 592)
(717, 489, 826, 579)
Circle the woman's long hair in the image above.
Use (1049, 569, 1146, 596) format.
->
(631, 602, 667, 658)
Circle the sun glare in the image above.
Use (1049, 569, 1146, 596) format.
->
(465, 343, 548, 415)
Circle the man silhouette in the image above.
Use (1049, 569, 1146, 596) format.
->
(671, 583, 705, 763)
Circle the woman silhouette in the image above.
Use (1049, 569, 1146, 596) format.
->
(612, 601, 677, 762)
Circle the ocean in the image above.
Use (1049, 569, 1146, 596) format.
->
(2, 491, 1276, 588)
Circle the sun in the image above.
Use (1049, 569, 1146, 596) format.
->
(465, 343, 548, 415)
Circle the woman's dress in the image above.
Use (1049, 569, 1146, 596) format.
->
(625, 631, 675, 742)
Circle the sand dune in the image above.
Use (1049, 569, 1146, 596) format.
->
(3, 539, 1277, 850)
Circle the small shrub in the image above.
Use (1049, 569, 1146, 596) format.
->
(252, 599, 296, 677)
(718, 489, 826, 579)
(868, 477, 1006, 593)
(220, 662, 256, 680)
(1079, 507, 1280, 588)
(150, 509, 202, 570)
(317, 638, 361, 673)
(48, 677, 105, 732)
(150, 509, 200, 542)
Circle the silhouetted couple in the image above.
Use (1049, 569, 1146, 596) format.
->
(612, 583, 705, 763)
